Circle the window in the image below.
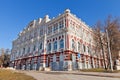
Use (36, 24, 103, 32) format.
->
(79, 27, 82, 37)
(54, 41, 57, 50)
(53, 23, 58, 32)
(59, 21, 64, 29)
(27, 47, 30, 53)
(23, 48, 25, 53)
(72, 39, 75, 50)
(78, 42, 80, 51)
(83, 44, 86, 52)
(48, 43, 51, 51)
(19, 51, 21, 56)
(87, 46, 90, 53)
(33, 45, 36, 51)
(40, 29, 43, 36)
(39, 43, 42, 50)
(48, 26, 52, 34)
(34, 31, 37, 38)
(60, 39, 64, 49)
(29, 35, 31, 40)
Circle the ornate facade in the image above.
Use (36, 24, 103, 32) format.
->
(10, 9, 106, 71)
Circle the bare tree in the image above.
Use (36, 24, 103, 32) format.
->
(0, 48, 5, 67)
(94, 16, 120, 70)
(105, 16, 120, 67)
(93, 21, 107, 70)
(0, 48, 10, 67)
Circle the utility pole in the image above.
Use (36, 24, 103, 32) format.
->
(106, 29, 113, 71)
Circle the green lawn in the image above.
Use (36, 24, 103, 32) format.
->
(80, 68, 120, 73)
(0, 69, 36, 80)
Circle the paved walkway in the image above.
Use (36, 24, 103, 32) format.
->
(18, 70, 120, 80)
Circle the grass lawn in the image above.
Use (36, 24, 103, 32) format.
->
(80, 68, 105, 72)
(0, 69, 36, 80)
(80, 68, 120, 73)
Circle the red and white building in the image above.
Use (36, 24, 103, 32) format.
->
(10, 9, 106, 71)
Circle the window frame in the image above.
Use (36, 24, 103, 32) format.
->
(33, 45, 36, 51)
(39, 43, 42, 50)
(48, 43, 51, 51)
(78, 42, 80, 51)
(60, 39, 64, 49)
(53, 23, 58, 32)
(72, 39, 75, 50)
(54, 41, 57, 50)
(59, 20, 64, 29)
(83, 44, 86, 52)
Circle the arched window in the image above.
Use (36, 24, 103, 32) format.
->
(39, 43, 42, 50)
(48, 43, 51, 51)
(54, 41, 57, 50)
(78, 42, 80, 51)
(60, 39, 64, 49)
(72, 39, 75, 49)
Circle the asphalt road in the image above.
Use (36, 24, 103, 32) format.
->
(20, 71, 120, 80)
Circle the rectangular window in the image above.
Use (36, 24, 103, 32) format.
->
(34, 31, 38, 38)
(23, 48, 25, 54)
(53, 23, 58, 32)
(27, 47, 30, 53)
(39, 43, 42, 50)
(83, 45, 86, 52)
(48, 43, 51, 51)
(60, 39, 64, 49)
(72, 39, 75, 50)
(59, 21, 64, 29)
(33, 45, 36, 51)
(19, 51, 21, 56)
(48, 26, 52, 34)
(54, 41, 57, 50)
(78, 42, 80, 51)
(40, 29, 43, 36)
(88, 46, 91, 54)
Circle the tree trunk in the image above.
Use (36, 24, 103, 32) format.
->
(100, 36, 107, 70)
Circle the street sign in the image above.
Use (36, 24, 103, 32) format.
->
(77, 53, 81, 58)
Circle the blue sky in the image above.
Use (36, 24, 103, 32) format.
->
(0, 0, 120, 49)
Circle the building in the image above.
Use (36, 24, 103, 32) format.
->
(10, 9, 106, 71)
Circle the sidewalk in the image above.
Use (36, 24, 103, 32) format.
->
(37, 71, 120, 78)
(18, 70, 120, 80)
